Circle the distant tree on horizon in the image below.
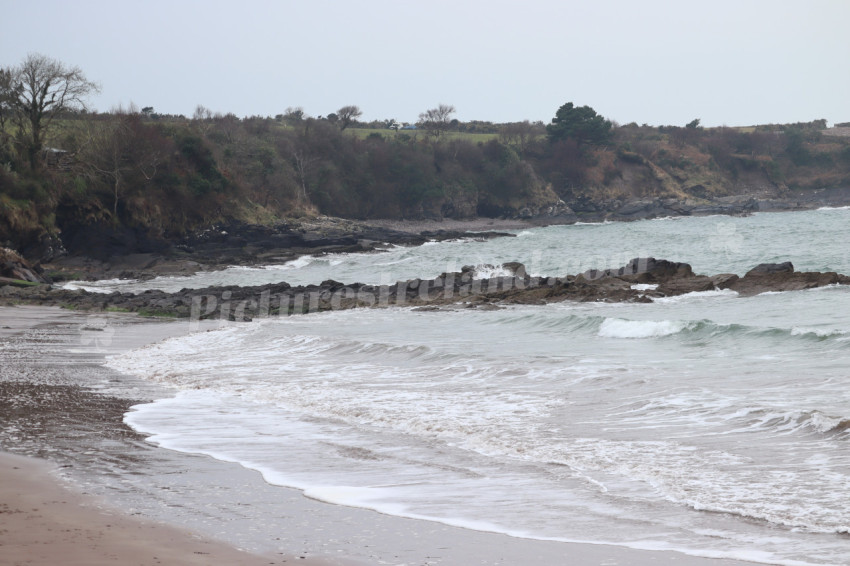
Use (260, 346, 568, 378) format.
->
(336, 105, 363, 131)
(1, 53, 100, 171)
(546, 102, 612, 147)
(418, 104, 456, 140)
(283, 107, 305, 126)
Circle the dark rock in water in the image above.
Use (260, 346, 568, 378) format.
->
(622, 257, 694, 279)
(420, 229, 515, 242)
(501, 262, 527, 278)
(745, 262, 794, 276)
(582, 257, 693, 281)
(731, 268, 850, 296)
(320, 279, 346, 291)
(656, 276, 717, 296)
(709, 273, 740, 289)
(611, 199, 672, 221)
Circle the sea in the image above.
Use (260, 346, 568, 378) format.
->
(94, 208, 850, 565)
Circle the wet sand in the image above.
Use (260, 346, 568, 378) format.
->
(0, 306, 758, 565)
(0, 451, 336, 565)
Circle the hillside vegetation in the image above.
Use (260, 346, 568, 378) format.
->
(2, 57, 849, 260)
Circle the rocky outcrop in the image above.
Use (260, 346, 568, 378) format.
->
(730, 263, 847, 297)
(570, 196, 761, 223)
(4, 257, 849, 318)
(565, 189, 850, 224)
(0, 248, 48, 285)
(583, 257, 694, 281)
(745, 262, 795, 276)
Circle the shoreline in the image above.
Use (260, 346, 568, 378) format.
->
(31, 197, 850, 285)
(0, 451, 336, 566)
(0, 305, 761, 566)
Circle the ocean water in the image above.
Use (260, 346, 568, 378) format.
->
(105, 208, 850, 565)
(68, 207, 850, 294)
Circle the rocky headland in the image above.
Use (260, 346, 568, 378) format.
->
(10, 185, 850, 287)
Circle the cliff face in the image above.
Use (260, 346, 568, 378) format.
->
(531, 122, 850, 221)
(1, 116, 849, 261)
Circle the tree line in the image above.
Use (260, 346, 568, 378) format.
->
(2, 54, 849, 258)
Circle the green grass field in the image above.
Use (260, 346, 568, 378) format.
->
(346, 128, 500, 143)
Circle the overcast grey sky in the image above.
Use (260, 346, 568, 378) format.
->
(3, 0, 848, 127)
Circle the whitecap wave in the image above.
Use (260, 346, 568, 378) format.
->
(283, 256, 314, 269)
(651, 289, 738, 304)
(472, 264, 514, 279)
(598, 318, 689, 339)
(790, 326, 848, 339)
(61, 278, 138, 293)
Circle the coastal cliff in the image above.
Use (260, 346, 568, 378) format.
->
(2, 112, 849, 264)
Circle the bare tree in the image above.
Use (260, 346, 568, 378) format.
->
(192, 104, 215, 137)
(79, 113, 133, 216)
(292, 148, 315, 204)
(3, 53, 99, 170)
(336, 105, 362, 130)
(499, 120, 543, 156)
(418, 104, 456, 140)
(193, 104, 213, 121)
(669, 126, 687, 148)
(283, 107, 305, 126)
(77, 107, 165, 216)
(212, 112, 241, 144)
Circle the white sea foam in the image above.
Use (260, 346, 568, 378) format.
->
(303, 485, 394, 507)
(816, 205, 850, 211)
(597, 318, 688, 338)
(473, 264, 514, 279)
(283, 256, 313, 269)
(100, 207, 850, 565)
(61, 278, 139, 293)
(790, 326, 848, 338)
(651, 288, 738, 303)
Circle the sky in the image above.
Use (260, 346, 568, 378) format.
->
(3, 0, 848, 127)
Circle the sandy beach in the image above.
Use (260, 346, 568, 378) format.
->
(0, 451, 339, 566)
(0, 305, 759, 565)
